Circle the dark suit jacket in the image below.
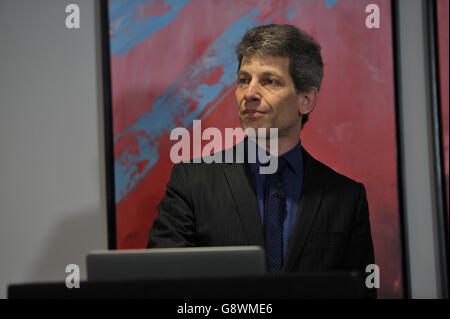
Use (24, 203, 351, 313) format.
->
(147, 144, 376, 295)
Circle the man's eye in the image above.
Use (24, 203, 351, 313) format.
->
(263, 79, 278, 85)
(238, 78, 249, 84)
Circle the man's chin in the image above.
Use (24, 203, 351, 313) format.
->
(242, 122, 261, 134)
(242, 122, 275, 137)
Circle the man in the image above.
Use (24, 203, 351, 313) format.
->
(147, 24, 375, 289)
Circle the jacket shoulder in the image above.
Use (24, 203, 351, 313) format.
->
(303, 149, 365, 192)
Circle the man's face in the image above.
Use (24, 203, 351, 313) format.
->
(235, 53, 302, 138)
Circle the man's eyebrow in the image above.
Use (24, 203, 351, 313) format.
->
(260, 71, 282, 78)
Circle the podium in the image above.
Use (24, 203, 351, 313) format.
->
(8, 272, 375, 299)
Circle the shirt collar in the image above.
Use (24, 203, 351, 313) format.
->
(281, 140, 303, 176)
(246, 137, 303, 176)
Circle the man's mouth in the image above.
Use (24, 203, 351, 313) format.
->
(243, 110, 266, 118)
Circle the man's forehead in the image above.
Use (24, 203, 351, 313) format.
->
(240, 53, 290, 73)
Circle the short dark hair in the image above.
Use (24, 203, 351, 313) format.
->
(236, 24, 324, 127)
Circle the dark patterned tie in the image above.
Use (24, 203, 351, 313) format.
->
(263, 157, 288, 273)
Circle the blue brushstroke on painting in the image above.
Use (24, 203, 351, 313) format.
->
(325, 0, 339, 9)
(109, 0, 190, 56)
(114, 8, 261, 203)
(286, 11, 295, 21)
(113, 0, 339, 203)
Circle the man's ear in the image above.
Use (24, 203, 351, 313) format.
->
(297, 87, 318, 116)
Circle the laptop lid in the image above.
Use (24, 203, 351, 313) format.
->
(86, 246, 266, 281)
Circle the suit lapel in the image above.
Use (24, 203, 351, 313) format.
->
(283, 149, 325, 271)
(221, 144, 326, 268)
(223, 163, 265, 247)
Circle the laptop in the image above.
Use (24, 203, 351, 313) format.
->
(86, 246, 266, 281)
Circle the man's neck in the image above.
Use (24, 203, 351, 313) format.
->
(274, 135, 301, 156)
(252, 135, 300, 156)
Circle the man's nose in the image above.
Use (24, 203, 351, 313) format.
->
(244, 81, 261, 101)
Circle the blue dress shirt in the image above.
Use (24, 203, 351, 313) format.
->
(246, 138, 304, 258)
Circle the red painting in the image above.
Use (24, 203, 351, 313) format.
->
(437, 0, 449, 222)
(107, 0, 404, 298)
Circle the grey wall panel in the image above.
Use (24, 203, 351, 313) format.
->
(0, 0, 107, 298)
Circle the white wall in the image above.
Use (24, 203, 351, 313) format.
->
(0, 0, 107, 298)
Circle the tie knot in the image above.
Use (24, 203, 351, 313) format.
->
(265, 157, 288, 184)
